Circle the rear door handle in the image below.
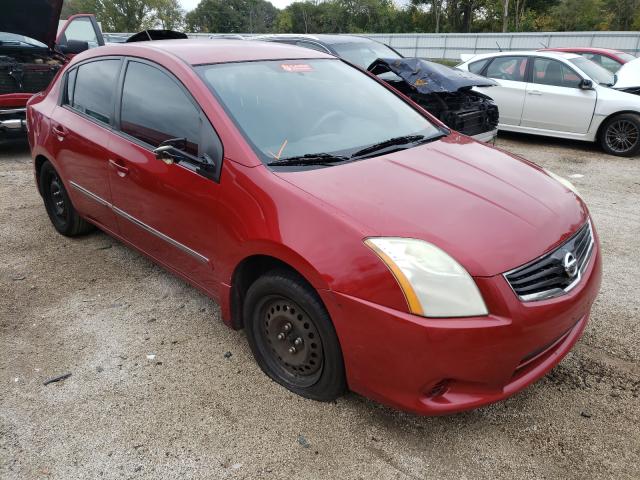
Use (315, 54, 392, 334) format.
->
(108, 158, 129, 177)
(528, 90, 542, 95)
(52, 125, 68, 139)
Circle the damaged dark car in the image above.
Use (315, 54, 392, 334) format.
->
(255, 34, 499, 142)
(1, 0, 104, 139)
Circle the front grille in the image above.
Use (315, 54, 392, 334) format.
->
(446, 106, 499, 136)
(504, 221, 594, 301)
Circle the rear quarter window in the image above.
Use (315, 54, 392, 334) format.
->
(468, 59, 489, 74)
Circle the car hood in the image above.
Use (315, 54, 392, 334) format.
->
(614, 57, 640, 89)
(275, 135, 588, 277)
(368, 57, 497, 94)
(0, 0, 63, 49)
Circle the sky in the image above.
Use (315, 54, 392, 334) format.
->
(179, 0, 296, 11)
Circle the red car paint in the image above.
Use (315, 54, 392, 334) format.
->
(27, 40, 602, 415)
(541, 47, 634, 66)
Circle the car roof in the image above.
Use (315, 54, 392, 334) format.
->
(466, 50, 581, 62)
(82, 39, 332, 65)
(541, 47, 626, 55)
(254, 34, 377, 46)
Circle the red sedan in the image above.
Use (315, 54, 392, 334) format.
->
(27, 40, 602, 415)
(541, 47, 636, 73)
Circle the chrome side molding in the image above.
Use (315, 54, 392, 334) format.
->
(69, 180, 209, 264)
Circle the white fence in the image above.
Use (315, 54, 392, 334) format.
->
(361, 32, 640, 60)
(105, 31, 640, 61)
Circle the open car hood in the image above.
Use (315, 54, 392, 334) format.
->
(0, 0, 63, 49)
(614, 57, 640, 89)
(368, 57, 497, 94)
(126, 30, 188, 43)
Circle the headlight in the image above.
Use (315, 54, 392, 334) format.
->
(544, 168, 581, 198)
(364, 238, 488, 318)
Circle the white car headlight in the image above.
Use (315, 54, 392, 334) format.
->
(364, 238, 488, 318)
(544, 168, 581, 198)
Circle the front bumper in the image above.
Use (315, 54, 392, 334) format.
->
(471, 128, 498, 143)
(320, 243, 602, 415)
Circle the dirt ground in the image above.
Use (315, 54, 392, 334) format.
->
(1, 134, 638, 480)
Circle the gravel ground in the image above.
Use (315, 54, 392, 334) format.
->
(1, 134, 638, 479)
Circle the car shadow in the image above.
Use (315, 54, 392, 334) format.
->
(496, 131, 600, 155)
(0, 138, 30, 160)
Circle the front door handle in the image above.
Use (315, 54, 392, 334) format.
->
(108, 159, 129, 177)
(52, 125, 68, 139)
(528, 90, 542, 95)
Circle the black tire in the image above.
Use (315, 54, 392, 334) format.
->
(599, 113, 640, 157)
(39, 161, 94, 236)
(244, 269, 346, 401)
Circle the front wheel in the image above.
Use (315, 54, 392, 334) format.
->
(600, 113, 640, 157)
(244, 270, 346, 401)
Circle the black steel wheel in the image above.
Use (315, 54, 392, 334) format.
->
(244, 270, 346, 401)
(39, 161, 94, 236)
(600, 113, 640, 157)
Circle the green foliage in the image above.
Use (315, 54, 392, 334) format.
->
(185, 0, 278, 33)
(62, 0, 184, 31)
(62, 0, 640, 33)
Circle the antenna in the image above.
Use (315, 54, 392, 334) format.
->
(496, 41, 503, 52)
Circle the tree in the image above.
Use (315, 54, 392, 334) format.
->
(186, 0, 278, 33)
(153, 0, 185, 30)
(61, 0, 184, 31)
(605, 0, 640, 30)
(549, 0, 603, 31)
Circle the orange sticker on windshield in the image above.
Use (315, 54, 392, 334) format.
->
(280, 64, 314, 73)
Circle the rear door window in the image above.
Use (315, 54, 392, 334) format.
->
(119, 61, 201, 155)
(485, 56, 528, 82)
(69, 59, 120, 124)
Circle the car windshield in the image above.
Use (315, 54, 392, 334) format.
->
(0, 32, 46, 48)
(197, 59, 442, 166)
(331, 41, 401, 69)
(618, 52, 637, 63)
(569, 57, 615, 86)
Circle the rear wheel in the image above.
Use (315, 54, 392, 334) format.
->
(244, 270, 346, 401)
(39, 161, 94, 236)
(600, 113, 640, 157)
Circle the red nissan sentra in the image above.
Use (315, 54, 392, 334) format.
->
(27, 40, 602, 415)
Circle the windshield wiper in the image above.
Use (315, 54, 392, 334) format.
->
(350, 133, 443, 160)
(266, 153, 350, 167)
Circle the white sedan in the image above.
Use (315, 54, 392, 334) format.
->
(458, 51, 640, 156)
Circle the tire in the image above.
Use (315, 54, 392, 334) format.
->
(39, 161, 94, 236)
(599, 113, 640, 157)
(244, 269, 346, 401)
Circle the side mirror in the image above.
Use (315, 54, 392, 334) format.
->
(153, 145, 179, 165)
(58, 40, 90, 55)
(580, 79, 594, 90)
(153, 143, 218, 181)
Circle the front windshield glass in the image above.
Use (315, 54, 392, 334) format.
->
(331, 41, 401, 69)
(618, 52, 637, 63)
(0, 32, 46, 48)
(197, 59, 442, 165)
(569, 57, 615, 86)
